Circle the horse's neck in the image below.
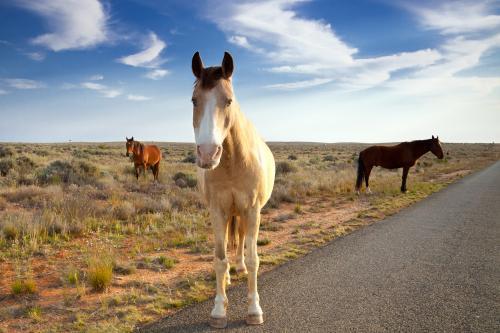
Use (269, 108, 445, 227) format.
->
(411, 140, 430, 159)
(220, 106, 255, 168)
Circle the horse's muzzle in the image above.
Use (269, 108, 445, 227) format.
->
(197, 144, 222, 169)
(126, 152, 129, 157)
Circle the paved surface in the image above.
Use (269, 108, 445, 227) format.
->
(141, 162, 500, 332)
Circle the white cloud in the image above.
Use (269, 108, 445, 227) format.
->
(117, 32, 165, 68)
(265, 78, 333, 90)
(208, 0, 500, 95)
(145, 69, 169, 80)
(127, 94, 151, 101)
(81, 81, 121, 98)
(89, 74, 104, 81)
(25, 52, 46, 61)
(211, 0, 356, 68)
(16, 0, 108, 51)
(4, 78, 46, 89)
(208, 0, 443, 90)
(0, 89, 8, 95)
(117, 32, 169, 80)
(409, 1, 500, 35)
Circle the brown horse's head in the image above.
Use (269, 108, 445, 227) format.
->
(125, 136, 134, 157)
(430, 135, 444, 159)
(191, 51, 235, 169)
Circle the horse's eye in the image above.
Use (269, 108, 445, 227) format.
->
(192, 98, 197, 107)
(226, 98, 232, 107)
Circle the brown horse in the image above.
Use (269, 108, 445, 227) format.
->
(125, 137, 161, 181)
(355, 136, 444, 194)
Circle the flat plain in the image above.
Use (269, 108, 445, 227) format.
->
(0, 141, 498, 332)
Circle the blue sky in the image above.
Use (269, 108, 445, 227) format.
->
(0, 0, 499, 143)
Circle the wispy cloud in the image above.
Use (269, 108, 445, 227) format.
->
(265, 78, 333, 90)
(0, 89, 8, 95)
(89, 74, 104, 81)
(117, 32, 165, 68)
(208, 0, 500, 93)
(4, 78, 46, 89)
(81, 81, 121, 98)
(25, 51, 46, 61)
(408, 0, 500, 35)
(144, 69, 169, 80)
(15, 0, 108, 51)
(127, 94, 151, 101)
(117, 32, 169, 80)
(208, 0, 442, 90)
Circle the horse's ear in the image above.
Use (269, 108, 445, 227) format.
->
(221, 52, 234, 79)
(436, 136, 439, 140)
(131, 136, 134, 141)
(192, 51, 204, 79)
(432, 135, 435, 139)
(126, 136, 128, 141)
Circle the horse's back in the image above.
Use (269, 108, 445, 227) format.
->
(361, 144, 409, 169)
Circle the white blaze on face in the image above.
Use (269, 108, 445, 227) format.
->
(194, 91, 223, 146)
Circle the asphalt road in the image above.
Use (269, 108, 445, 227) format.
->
(141, 162, 500, 332)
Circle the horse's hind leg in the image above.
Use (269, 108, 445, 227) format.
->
(236, 217, 247, 274)
(401, 166, 409, 193)
(153, 162, 160, 181)
(365, 165, 373, 194)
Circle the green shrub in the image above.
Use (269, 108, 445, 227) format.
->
(288, 154, 298, 160)
(276, 161, 296, 175)
(182, 152, 196, 164)
(37, 160, 100, 185)
(173, 172, 197, 188)
(323, 155, 335, 162)
(0, 146, 14, 158)
(16, 156, 37, 171)
(0, 159, 14, 176)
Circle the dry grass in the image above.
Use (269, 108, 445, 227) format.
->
(0, 141, 498, 332)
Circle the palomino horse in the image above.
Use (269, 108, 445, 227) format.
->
(191, 51, 275, 328)
(125, 137, 161, 181)
(355, 136, 444, 194)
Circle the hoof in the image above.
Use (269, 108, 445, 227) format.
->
(246, 314, 264, 325)
(210, 316, 228, 329)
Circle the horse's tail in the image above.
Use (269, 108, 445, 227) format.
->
(228, 216, 239, 250)
(355, 154, 365, 191)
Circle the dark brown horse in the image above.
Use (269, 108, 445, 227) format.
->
(125, 137, 161, 181)
(355, 136, 444, 194)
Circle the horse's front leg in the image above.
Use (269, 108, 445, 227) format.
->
(210, 209, 229, 329)
(401, 166, 409, 193)
(134, 165, 139, 180)
(244, 206, 263, 325)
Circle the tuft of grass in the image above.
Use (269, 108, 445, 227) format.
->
(257, 238, 271, 246)
(11, 279, 37, 295)
(156, 256, 177, 269)
(26, 305, 42, 321)
(65, 267, 80, 285)
(87, 257, 113, 292)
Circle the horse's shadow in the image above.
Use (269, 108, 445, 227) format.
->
(139, 318, 250, 333)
